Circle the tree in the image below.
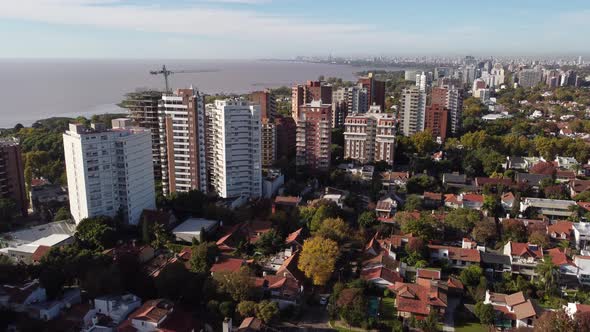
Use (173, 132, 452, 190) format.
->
(151, 223, 173, 249)
(237, 301, 257, 317)
(155, 262, 192, 301)
(314, 217, 350, 243)
(213, 266, 254, 302)
(576, 311, 590, 331)
(446, 208, 481, 235)
(255, 300, 279, 323)
(528, 231, 549, 248)
(358, 211, 378, 228)
(419, 309, 440, 332)
(404, 195, 423, 211)
(410, 130, 436, 155)
(401, 214, 436, 241)
(39, 266, 66, 300)
(502, 219, 527, 242)
(459, 265, 483, 288)
(255, 229, 284, 255)
(53, 206, 70, 222)
(0, 198, 16, 222)
(474, 301, 494, 325)
(406, 175, 439, 194)
(472, 219, 497, 245)
(75, 216, 116, 250)
(298, 236, 339, 286)
(219, 301, 235, 318)
(535, 256, 558, 295)
(189, 242, 220, 273)
(534, 310, 575, 332)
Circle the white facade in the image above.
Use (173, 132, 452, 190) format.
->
(399, 85, 426, 136)
(206, 99, 262, 199)
(63, 121, 156, 225)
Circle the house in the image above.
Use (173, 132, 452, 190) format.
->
(501, 192, 516, 210)
(338, 164, 375, 182)
(483, 290, 538, 329)
(276, 250, 306, 283)
(391, 280, 448, 319)
(172, 218, 219, 243)
(373, 233, 420, 261)
(423, 192, 443, 209)
(555, 156, 580, 170)
(442, 173, 469, 188)
(546, 248, 578, 282)
(503, 242, 543, 278)
(515, 173, 551, 190)
(360, 266, 403, 288)
(427, 245, 481, 269)
(237, 317, 269, 331)
(30, 184, 68, 214)
(573, 255, 590, 286)
(0, 280, 47, 312)
(83, 294, 142, 330)
(547, 221, 573, 241)
(210, 256, 247, 274)
(519, 197, 576, 219)
(285, 228, 304, 249)
(272, 196, 301, 214)
(0, 233, 74, 264)
(252, 275, 302, 309)
(577, 201, 590, 214)
(104, 243, 155, 264)
(474, 177, 513, 190)
(556, 170, 576, 183)
(481, 251, 512, 277)
(569, 179, 590, 197)
(564, 302, 590, 318)
(573, 222, 590, 249)
(444, 193, 484, 210)
(216, 221, 272, 252)
(381, 171, 410, 189)
(504, 156, 527, 170)
(416, 268, 442, 281)
(262, 247, 295, 272)
(375, 197, 397, 222)
(529, 161, 556, 175)
(116, 299, 199, 332)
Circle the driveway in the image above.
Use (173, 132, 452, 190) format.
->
(443, 297, 460, 332)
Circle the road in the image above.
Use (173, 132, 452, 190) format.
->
(277, 304, 334, 331)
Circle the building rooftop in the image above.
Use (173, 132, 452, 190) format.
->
(171, 218, 218, 243)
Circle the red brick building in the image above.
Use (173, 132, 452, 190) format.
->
(425, 104, 449, 141)
(250, 89, 276, 121)
(0, 139, 27, 217)
(358, 73, 386, 111)
(291, 81, 332, 120)
(296, 101, 332, 171)
(274, 115, 296, 159)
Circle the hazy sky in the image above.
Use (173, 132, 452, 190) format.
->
(1, 0, 589, 59)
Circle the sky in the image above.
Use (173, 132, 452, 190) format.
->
(1, 0, 589, 59)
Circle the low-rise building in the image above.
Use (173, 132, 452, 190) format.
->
(519, 197, 576, 219)
(503, 242, 543, 278)
(391, 280, 448, 319)
(172, 218, 219, 243)
(116, 299, 198, 332)
(375, 197, 397, 222)
(427, 245, 481, 269)
(0, 233, 74, 264)
(573, 222, 590, 249)
(261, 169, 284, 199)
(547, 221, 573, 241)
(84, 293, 142, 330)
(483, 290, 538, 329)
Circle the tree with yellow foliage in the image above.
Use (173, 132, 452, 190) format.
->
(298, 236, 339, 286)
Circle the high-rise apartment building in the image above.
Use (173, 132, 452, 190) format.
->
(399, 86, 426, 137)
(332, 86, 369, 127)
(344, 105, 396, 165)
(358, 73, 386, 111)
(462, 65, 477, 85)
(206, 99, 261, 199)
(0, 139, 27, 217)
(518, 69, 543, 88)
(296, 100, 332, 171)
(123, 90, 163, 180)
(158, 88, 208, 195)
(250, 90, 276, 121)
(416, 72, 428, 92)
(425, 104, 449, 141)
(63, 120, 156, 225)
(291, 81, 332, 120)
(275, 115, 296, 160)
(432, 86, 463, 135)
(261, 118, 277, 168)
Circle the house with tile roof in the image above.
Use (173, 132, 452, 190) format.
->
(573, 222, 590, 250)
(391, 279, 448, 320)
(360, 266, 403, 288)
(210, 256, 247, 274)
(503, 242, 544, 278)
(381, 171, 410, 189)
(564, 302, 590, 318)
(271, 196, 301, 214)
(116, 299, 198, 332)
(570, 179, 590, 197)
(547, 221, 573, 241)
(285, 228, 304, 249)
(444, 193, 484, 210)
(375, 197, 397, 222)
(252, 274, 302, 309)
(484, 290, 538, 329)
(546, 248, 577, 282)
(0, 280, 47, 312)
(276, 250, 306, 283)
(427, 245, 481, 269)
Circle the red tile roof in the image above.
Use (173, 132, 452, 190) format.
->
(210, 256, 245, 273)
(509, 242, 543, 259)
(428, 245, 481, 263)
(285, 228, 304, 246)
(475, 177, 513, 187)
(31, 245, 51, 262)
(273, 196, 301, 206)
(462, 194, 484, 203)
(416, 268, 441, 280)
(423, 192, 443, 200)
(360, 266, 402, 284)
(577, 201, 590, 212)
(391, 281, 448, 317)
(547, 221, 573, 238)
(546, 248, 571, 266)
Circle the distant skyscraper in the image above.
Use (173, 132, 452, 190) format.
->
(0, 139, 27, 217)
(123, 90, 163, 180)
(405, 70, 419, 81)
(158, 88, 208, 195)
(578, 56, 583, 66)
(425, 104, 449, 141)
(490, 64, 505, 87)
(296, 100, 332, 171)
(250, 90, 276, 121)
(399, 85, 426, 137)
(344, 105, 396, 165)
(291, 81, 332, 120)
(462, 65, 477, 85)
(472, 78, 486, 92)
(63, 120, 155, 225)
(518, 69, 543, 88)
(358, 73, 386, 111)
(206, 99, 261, 199)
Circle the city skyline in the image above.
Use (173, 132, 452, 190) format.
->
(1, 0, 590, 59)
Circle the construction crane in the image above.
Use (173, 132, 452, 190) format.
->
(150, 65, 219, 93)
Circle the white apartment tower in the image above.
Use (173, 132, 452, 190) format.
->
(206, 99, 262, 199)
(63, 120, 156, 225)
(399, 85, 426, 136)
(344, 105, 396, 165)
(158, 88, 207, 195)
